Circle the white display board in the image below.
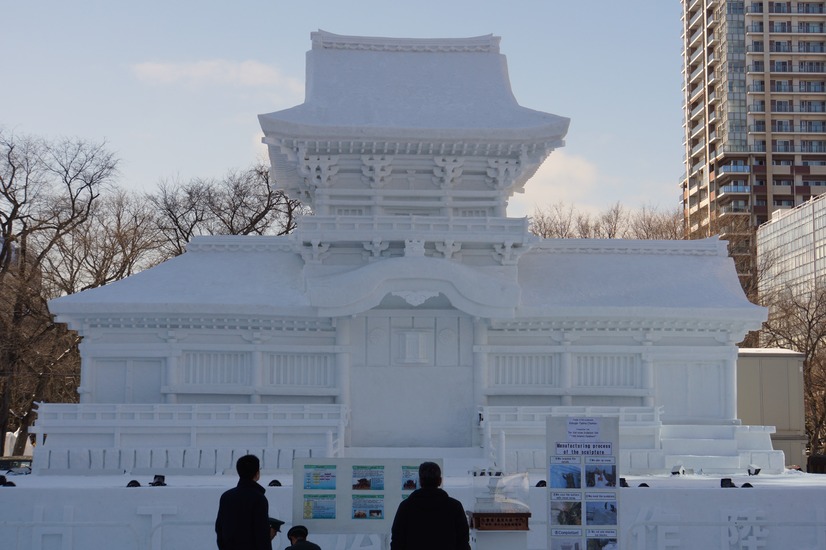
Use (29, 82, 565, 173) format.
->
(292, 457, 442, 535)
(546, 416, 620, 550)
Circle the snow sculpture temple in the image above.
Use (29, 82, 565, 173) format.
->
(35, 31, 781, 476)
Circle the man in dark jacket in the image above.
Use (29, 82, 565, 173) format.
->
(215, 454, 272, 550)
(390, 461, 470, 550)
(285, 524, 322, 550)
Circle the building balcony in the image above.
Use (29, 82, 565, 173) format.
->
(689, 26, 705, 47)
(719, 204, 751, 214)
(688, 64, 705, 84)
(798, 4, 826, 14)
(718, 165, 751, 176)
(764, 83, 826, 93)
(719, 185, 751, 197)
(769, 165, 792, 175)
(688, 9, 703, 29)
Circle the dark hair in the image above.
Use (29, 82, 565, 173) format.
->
(419, 461, 441, 489)
(287, 525, 309, 540)
(236, 454, 260, 480)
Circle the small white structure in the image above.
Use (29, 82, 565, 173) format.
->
(35, 31, 780, 476)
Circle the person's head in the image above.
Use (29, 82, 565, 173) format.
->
(418, 461, 442, 489)
(236, 454, 260, 481)
(287, 525, 309, 543)
(268, 517, 284, 541)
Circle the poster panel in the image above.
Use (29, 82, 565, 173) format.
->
(292, 457, 441, 534)
(547, 416, 620, 550)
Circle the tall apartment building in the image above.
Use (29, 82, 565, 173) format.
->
(681, 0, 826, 275)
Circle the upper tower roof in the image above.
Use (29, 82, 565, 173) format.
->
(260, 31, 568, 140)
(259, 31, 569, 216)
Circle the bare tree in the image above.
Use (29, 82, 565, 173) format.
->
(528, 202, 578, 238)
(760, 283, 826, 454)
(595, 201, 628, 239)
(41, 190, 163, 296)
(0, 130, 118, 454)
(530, 201, 677, 240)
(148, 163, 303, 259)
(627, 204, 684, 240)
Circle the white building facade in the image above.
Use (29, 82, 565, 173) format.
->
(35, 31, 781, 476)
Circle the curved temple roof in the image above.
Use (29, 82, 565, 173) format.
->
(259, 31, 570, 142)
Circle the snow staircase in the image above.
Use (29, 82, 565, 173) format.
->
(480, 406, 786, 475)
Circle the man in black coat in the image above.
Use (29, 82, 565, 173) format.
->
(285, 524, 322, 550)
(215, 454, 272, 550)
(390, 461, 470, 550)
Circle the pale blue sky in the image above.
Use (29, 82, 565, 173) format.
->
(3, 0, 684, 216)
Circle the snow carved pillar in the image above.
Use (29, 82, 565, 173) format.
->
(725, 344, 738, 421)
(77, 340, 92, 404)
(473, 318, 488, 448)
(250, 351, 263, 404)
(165, 352, 180, 404)
(560, 347, 573, 406)
(335, 317, 352, 447)
(642, 345, 655, 407)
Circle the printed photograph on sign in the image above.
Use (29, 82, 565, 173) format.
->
(586, 538, 617, 550)
(352, 494, 384, 519)
(551, 463, 582, 489)
(352, 465, 385, 490)
(303, 494, 336, 519)
(585, 501, 617, 526)
(401, 465, 418, 491)
(585, 465, 616, 488)
(551, 539, 582, 550)
(303, 465, 337, 490)
(551, 501, 582, 526)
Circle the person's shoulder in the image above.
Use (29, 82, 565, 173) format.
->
(447, 494, 467, 510)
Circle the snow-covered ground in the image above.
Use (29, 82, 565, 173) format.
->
(2, 468, 825, 549)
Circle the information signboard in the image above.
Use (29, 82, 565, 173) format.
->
(547, 416, 620, 550)
(292, 457, 442, 534)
